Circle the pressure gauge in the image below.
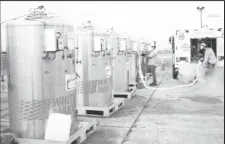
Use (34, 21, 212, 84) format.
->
(48, 52, 56, 60)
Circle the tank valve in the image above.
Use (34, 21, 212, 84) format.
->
(76, 73, 80, 78)
(67, 53, 73, 58)
(102, 52, 106, 56)
(42, 52, 55, 60)
(91, 52, 95, 57)
(47, 52, 56, 60)
(42, 53, 48, 59)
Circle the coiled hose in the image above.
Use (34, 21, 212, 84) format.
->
(137, 52, 202, 90)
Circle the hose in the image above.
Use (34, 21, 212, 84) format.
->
(137, 51, 202, 90)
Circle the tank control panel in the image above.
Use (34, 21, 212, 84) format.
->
(119, 40, 127, 51)
(94, 36, 105, 52)
(44, 29, 64, 52)
(56, 32, 64, 50)
(132, 42, 138, 51)
(1, 25, 7, 53)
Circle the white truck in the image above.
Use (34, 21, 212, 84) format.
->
(169, 28, 224, 79)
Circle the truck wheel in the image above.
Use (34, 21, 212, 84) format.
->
(172, 64, 178, 79)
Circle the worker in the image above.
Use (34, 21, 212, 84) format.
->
(200, 42, 217, 69)
(146, 41, 158, 86)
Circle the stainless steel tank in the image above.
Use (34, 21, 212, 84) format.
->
(1, 54, 8, 93)
(128, 38, 139, 84)
(139, 41, 148, 77)
(75, 22, 113, 107)
(5, 14, 77, 139)
(110, 32, 130, 93)
(1, 24, 8, 93)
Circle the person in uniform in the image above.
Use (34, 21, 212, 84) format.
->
(200, 42, 217, 68)
(146, 41, 158, 86)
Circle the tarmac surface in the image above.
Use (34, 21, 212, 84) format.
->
(81, 67, 224, 144)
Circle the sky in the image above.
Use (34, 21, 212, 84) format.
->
(1, 1, 224, 49)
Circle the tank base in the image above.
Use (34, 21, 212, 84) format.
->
(76, 98, 124, 117)
(16, 120, 97, 144)
(113, 90, 135, 99)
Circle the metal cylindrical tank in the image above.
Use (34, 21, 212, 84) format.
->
(139, 42, 147, 77)
(5, 18, 77, 139)
(111, 33, 130, 93)
(1, 54, 8, 93)
(128, 38, 139, 84)
(1, 24, 8, 93)
(76, 22, 113, 107)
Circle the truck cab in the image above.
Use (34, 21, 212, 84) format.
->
(169, 28, 224, 79)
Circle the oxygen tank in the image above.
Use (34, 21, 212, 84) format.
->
(76, 21, 114, 107)
(128, 38, 139, 84)
(4, 7, 77, 139)
(110, 32, 130, 93)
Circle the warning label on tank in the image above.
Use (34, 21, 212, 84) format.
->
(65, 73, 76, 91)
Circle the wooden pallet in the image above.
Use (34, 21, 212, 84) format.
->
(1, 101, 9, 119)
(129, 82, 137, 92)
(0, 110, 8, 119)
(16, 120, 97, 144)
(0, 117, 9, 131)
(113, 91, 134, 99)
(76, 98, 124, 117)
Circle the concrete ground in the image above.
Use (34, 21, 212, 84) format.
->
(80, 67, 224, 144)
(1, 66, 224, 144)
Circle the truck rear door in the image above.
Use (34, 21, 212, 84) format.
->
(174, 30, 191, 68)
